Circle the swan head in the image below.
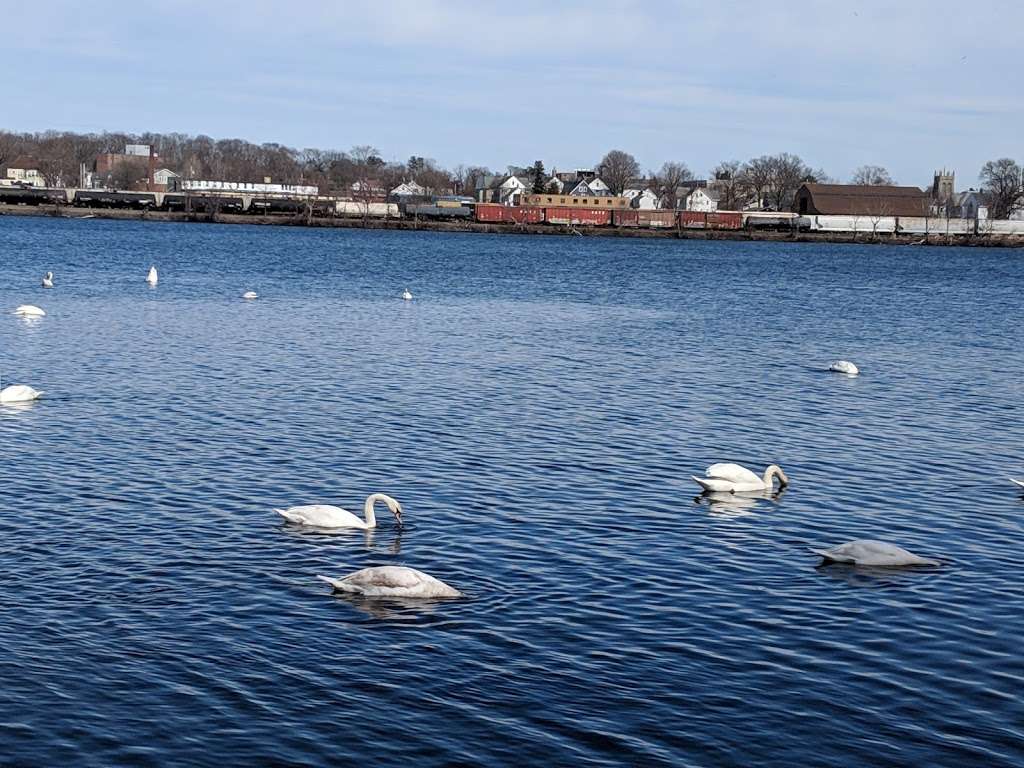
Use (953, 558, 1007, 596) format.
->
(378, 494, 404, 527)
(766, 465, 789, 488)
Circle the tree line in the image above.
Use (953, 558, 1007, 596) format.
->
(1, 129, 1021, 217)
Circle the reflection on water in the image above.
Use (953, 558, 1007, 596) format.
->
(1, 218, 1023, 766)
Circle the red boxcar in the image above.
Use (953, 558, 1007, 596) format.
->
(544, 207, 611, 226)
(680, 211, 708, 229)
(475, 203, 506, 222)
(705, 211, 742, 230)
(638, 211, 676, 228)
(507, 206, 544, 224)
(613, 210, 640, 227)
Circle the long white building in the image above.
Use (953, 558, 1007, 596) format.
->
(182, 179, 319, 196)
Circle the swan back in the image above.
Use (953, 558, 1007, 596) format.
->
(402, 289, 413, 300)
(14, 305, 45, 317)
(317, 566, 462, 598)
(0, 385, 43, 404)
(242, 291, 258, 299)
(829, 360, 859, 375)
(274, 504, 365, 528)
(147, 266, 158, 285)
(706, 463, 762, 484)
(812, 539, 939, 567)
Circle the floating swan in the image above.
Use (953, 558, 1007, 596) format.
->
(317, 566, 462, 598)
(812, 539, 939, 567)
(274, 492, 403, 529)
(242, 291, 258, 300)
(1011, 478, 1024, 491)
(829, 360, 859, 375)
(692, 463, 789, 493)
(13, 305, 45, 317)
(402, 288, 413, 301)
(147, 266, 158, 286)
(0, 385, 43, 404)
(41, 272, 54, 289)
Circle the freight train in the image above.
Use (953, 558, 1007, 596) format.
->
(3, 186, 1021, 236)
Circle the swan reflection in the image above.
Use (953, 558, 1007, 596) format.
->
(278, 524, 403, 553)
(694, 487, 787, 517)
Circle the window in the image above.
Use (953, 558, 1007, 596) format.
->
(573, 198, 578, 204)
(547, 197, 552, 203)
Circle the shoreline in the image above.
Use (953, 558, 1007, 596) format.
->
(2, 202, 1021, 248)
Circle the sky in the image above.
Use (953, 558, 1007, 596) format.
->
(2, 0, 1021, 188)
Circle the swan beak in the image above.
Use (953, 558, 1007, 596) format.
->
(394, 510, 404, 528)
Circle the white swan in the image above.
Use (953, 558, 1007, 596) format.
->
(402, 288, 413, 301)
(13, 305, 45, 317)
(812, 539, 939, 567)
(829, 360, 859, 375)
(274, 492, 403, 529)
(0, 385, 43, 404)
(317, 566, 462, 598)
(1011, 478, 1024, 491)
(147, 266, 158, 286)
(693, 463, 789, 493)
(41, 272, 54, 289)
(242, 291, 258, 300)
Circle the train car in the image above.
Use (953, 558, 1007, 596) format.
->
(72, 190, 158, 209)
(804, 215, 896, 234)
(544, 207, 611, 226)
(985, 220, 1024, 236)
(335, 201, 399, 218)
(404, 203, 472, 219)
(638, 211, 676, 228)
(742, 211, 799, 231)
(705, 211, 742, 230)
(0, 186, 66, 205)
(475, 203, 543, 224)
(612, 210, 640, 227)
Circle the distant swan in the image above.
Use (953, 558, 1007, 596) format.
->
(1011, 478, 1024, 491)
(274, 492, 403, 529)
(147, 266, 158, 286)
(829, 360, 859, 375)
(402, 288, 413, 301)
(812, 539, 939, 567)
(242, 291, 258, 299)
(41, 272, 53, 288)
(13, 305, 45, 317)
(693, 463, 789, 493)
(0, 385, 43, 404)
(317, 566, 462, 598)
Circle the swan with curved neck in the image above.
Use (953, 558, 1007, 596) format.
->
(274, 493, 403, 529)
(41, 272, 54, 289)
(147, 266, 158, 286)
(692, 463, 789, 493)
(402, 288, 413, 301)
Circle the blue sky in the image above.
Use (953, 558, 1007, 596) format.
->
(3, 0, 1021, 187)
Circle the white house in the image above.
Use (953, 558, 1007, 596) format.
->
(588, 177, 611, 194)
(477, 174, 529, 205)
(623, 188, 661, 210)
(686, 188, 720, 212)
(153, 168, 181, 186)
(390, 180, 427, 197)
(1, 157, 45, 187)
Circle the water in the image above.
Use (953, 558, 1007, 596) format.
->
(1, 216, 1022, 766)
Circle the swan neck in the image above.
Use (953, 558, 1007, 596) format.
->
(763, 465, 788, 488)
(363, 495, 380, 528)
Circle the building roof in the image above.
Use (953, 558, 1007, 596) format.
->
(796, 183, 930, 216)
(4, 155, 39, 171)
(691, 187, 721, 201)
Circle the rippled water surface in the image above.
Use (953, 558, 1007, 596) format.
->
(2, 216, 1023, 766)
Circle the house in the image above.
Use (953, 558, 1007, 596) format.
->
(153, 168, 181, 193)
(686, 188, 720, 213)
(476, 174, 529, 205)
(952, 189, 988, 220)
(792, 183, 931, 217)
(0, 156, 45, 187)
(390, 180, 427, 198)
(623, 188, 661, 210)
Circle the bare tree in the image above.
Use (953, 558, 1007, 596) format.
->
(0, 131, 28, 170)
(711, 161, 749, 210)
(765, 152, 813, 211)
(597, 149, 640, 195)
(350, 145, 383, 222)
(979, 158, 1024, 219)
(851, 165, 895, 186)
(34, 133, 76, 187)
(741, 156, 774, 210)
(650, 161, 693, 209)
(110, 158, 149, 190)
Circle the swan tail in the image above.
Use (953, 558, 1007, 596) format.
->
(692, 475, 712, 491)
(810, 548, 850, 564)
(274, 508, 303, 523)
(316, 575, 357, 593)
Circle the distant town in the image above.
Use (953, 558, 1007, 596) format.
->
(1, 129, 1023, 239)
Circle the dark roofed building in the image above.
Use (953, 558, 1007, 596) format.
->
(793, 183, 931, 217)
